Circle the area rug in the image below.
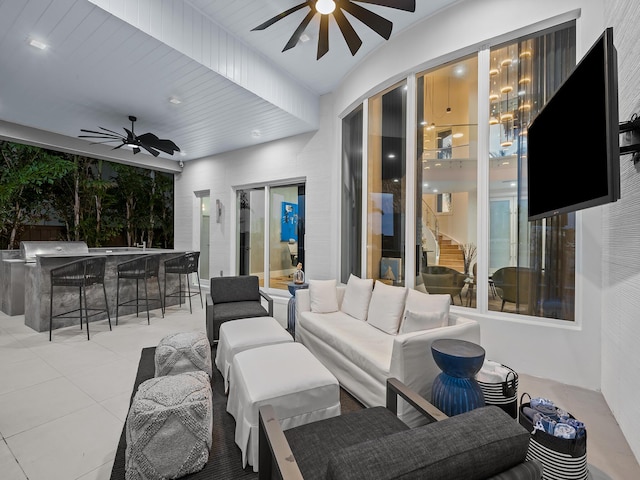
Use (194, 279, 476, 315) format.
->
(110, 345, 364, 480)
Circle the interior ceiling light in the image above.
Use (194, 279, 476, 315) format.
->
(500, 112, 514, 121)
(489, 117, 499, 125)
(315, 0, 336, 14)
(500, 85, 513, 94)
(251, 129, 261, 138)
(388, 153, 396, 158)
(427, 122, 436, 130)
(28, 38, 47, 50)
(420, 120, 427, 126)
(299, 33, 311, 42)
(452, 132, 464, 138)
(500, 141, 513, 148)
(169, 96, 182, 105)
(500, 58, 513, 67)
(489, 93, 500, 101)
(252, 0, 416, 60)
(489, 68, 499, 76)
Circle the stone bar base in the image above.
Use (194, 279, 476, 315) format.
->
(25, 249, 192, 333)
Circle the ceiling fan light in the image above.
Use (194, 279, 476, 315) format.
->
(316, 0, 336, 15)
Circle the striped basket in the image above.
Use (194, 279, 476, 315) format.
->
(519, 393, 588, 480)
(476, 363, 518, 419)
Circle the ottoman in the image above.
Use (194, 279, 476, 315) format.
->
(154, 331, 212, 379)
(125, 371, 213, 480)
(227, 342, 340, 471)
(214, 316, 292, 392)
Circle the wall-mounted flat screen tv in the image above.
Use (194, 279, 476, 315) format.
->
(527, 27, 620, 221)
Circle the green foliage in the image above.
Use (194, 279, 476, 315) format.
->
(0, 141, 174, 249)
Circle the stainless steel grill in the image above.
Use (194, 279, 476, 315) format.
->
(20, 241, 89, 263)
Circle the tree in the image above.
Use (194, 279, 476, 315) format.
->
(0, 142, 74, 249)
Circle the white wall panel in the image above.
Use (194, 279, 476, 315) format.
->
(602, 0, 640, 461)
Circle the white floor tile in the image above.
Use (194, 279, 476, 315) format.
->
(0, 356, 62, 396)
(0, 439, 27, 480)
(76, 461, 115, 480)
(66, 357, 138, 402)
(100, 392, 131, 423)
(0, 377, 95, 437)
(6, 404, 121, 480)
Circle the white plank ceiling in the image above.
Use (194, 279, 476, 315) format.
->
(0, 0, 458, 165)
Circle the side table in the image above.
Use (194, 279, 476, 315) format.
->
(287, 282, 308, 339)
(431, 338, 486, 416)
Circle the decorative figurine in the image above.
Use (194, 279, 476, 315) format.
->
(293, 262, 305, 284)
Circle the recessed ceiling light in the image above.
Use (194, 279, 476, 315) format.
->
(433, 189, 439, 193)
(251, 129, 261, 138)
(434, 163, 441, 167)
(423, 183, 429, 187)
(393, 178, 399, 183)
(388, 153, 396, 159)
(28, 38, 47, 50)
(180, 151, 187, 157)
(452, 132, 464, 138)
(299, 33, 311, 43)
(169, 96, 182, 105)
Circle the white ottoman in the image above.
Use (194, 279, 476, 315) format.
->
(226, 342, 340, 471)
(215, 316, 292, 393)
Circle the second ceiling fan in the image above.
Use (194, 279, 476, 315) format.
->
(252, 0, 416, 60)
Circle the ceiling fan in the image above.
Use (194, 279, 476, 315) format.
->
(252, 0, 416, 60)
(79, 116, 180, 157)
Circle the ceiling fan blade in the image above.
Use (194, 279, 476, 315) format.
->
(140, 144, 160, 157)
(352, 0, 416, 12)
(78, 134, 121, 140)
(317, 14, 329, 59)
(333, 8, 362, 56)
(252, 1, 311, 30)
(98, 126, 126, 136)
(138, 133, 180, 155)
(79, 129, 122, 139)
(341, 1, 393, 39)
(283, 9, 317, 51)
(123, 127, 137, 142)
(111, 143, 125, 151)
(133, 147, 141, 154)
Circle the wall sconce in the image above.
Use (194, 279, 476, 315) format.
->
(216, 199, 222, 223)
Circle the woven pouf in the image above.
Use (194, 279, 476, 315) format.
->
(125, 371, 213, 480)
(154, 331, 212, 378)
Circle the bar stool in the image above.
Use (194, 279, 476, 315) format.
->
(49, 256, 111, 341)
(116, 255, 163, 325)
(163, 251, 202, 313)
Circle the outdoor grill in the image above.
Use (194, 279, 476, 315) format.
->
(20, 241, 89, 263)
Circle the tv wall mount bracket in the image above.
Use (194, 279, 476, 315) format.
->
(619, 114, 640, 164)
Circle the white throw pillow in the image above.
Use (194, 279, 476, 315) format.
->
(403, 289, 451, 325)
(340, 274, 374, 321)
(366, 281, 407, 335)
(399, 309, 447, 334)
(308, 279, 339, 313)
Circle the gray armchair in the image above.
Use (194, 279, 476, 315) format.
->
(421, 265, 467, 305)
(205, 275, 273, 343)
(259, 378, 543, 480)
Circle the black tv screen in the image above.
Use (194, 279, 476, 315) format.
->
(527, 27, 620, 221)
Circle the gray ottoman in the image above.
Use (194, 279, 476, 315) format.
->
(125, 371, 213, 480)
(154, 331, 212, 378)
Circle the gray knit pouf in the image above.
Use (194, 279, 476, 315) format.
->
(125, 371, 213, 480)
(154, 331, 212, 378)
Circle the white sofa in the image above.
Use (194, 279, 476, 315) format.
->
(295, 277, 481, 427)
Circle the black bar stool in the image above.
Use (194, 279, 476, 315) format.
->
(116, 255, 163, 325)
(49, 256, 111, 341)
(163, 251, 202, 313)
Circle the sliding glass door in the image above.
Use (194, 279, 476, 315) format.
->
(236, 183, 305, 291)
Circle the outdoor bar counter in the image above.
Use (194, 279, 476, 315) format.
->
(24, 247, 190, 333)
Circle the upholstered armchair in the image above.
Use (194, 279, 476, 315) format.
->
(258, 378, 543, 480)
(491, 267, 535, 312)
(205, 275, 273, 343)
(421, 266, 467, 305)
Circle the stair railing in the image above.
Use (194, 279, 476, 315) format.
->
(421, 199, 439, 263)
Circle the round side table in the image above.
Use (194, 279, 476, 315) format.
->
(287, 282, 308, 339)
(431, 338, 486, 416)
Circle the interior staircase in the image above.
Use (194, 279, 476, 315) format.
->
(437, 236, 465, 272)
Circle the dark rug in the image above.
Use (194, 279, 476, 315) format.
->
(110, 345, 364, 480)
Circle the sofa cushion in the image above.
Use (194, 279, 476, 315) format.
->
(212, 301, 269, 322)
(340, 274, 374, 321)
(285, 406, 410, 480)
(399, 310, 446, 334)
(210, 275, 260, 303)
(366, 281, 407, 335)
(325, 406, 531, 480)
(309, 279, 339, 313)
(299, 312, 394, 384)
